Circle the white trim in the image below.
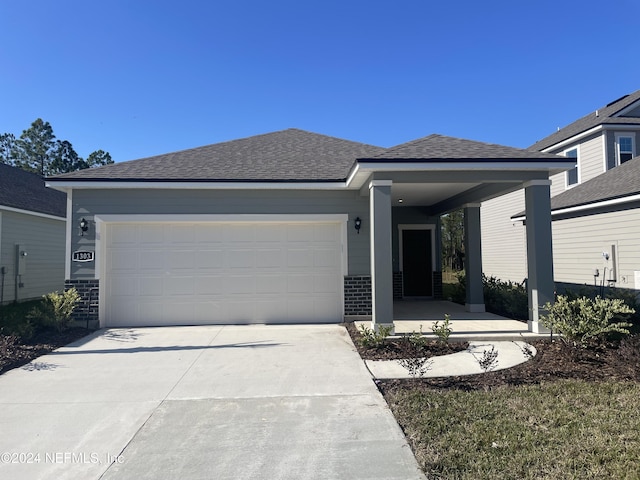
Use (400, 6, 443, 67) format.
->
(0, 205, 65, 221)
(358, 161, 573, 172)
(614, 132, 635, 166)
(46, 181, 347, 191)
(65, 191, 72, 279)
(602, 133, 609, 172)
(541, 124, 640, 153)
(94, 213, 348, 224)
(369, 179, 393, 188)
(512, 191, 640, 221)
(398, 224, 436, 298)
(563, 146, 580, 189)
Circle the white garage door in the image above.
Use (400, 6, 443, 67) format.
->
(103, 221, 344, 327)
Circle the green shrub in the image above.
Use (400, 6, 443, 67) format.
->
(431, 314, 452, 344)
(541, 295, 634, 347)
(0, 300, 41, 341)
(446, 274, 529, 320)
(28, 288, 81, 333)
(357, 324, 393, 349)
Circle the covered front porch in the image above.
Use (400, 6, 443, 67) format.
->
(355, 300, 548, 341)
(348, 134, 575, 334)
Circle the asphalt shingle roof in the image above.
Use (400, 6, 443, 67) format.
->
(512, 155, 640, 218)
(530, 90, 640, 151)
(49, 129, 386, 182)
(361, 134, 565, 161)
(0, 163, 66, 217)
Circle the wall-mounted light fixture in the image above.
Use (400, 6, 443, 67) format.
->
(354, 217, 362, 234)
(79, 218, 89, 236)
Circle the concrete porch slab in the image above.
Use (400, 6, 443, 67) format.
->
(355, 300, 550, 342)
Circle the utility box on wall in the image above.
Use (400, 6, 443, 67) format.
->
(15, 244, 27, 286)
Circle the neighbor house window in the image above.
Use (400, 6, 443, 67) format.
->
(616, 134, 634, 165)
(565, 148, 578, 187)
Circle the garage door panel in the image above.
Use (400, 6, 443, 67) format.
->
(287, 249, 313, 268)
(139, 225, 165, 243)
(226, 250, 255, 268)
(139, 250, 165, 270)
(169, 250, 196, 270)
(255, 275, 285, 294)
(195, 276, 224, 295)
(169, 224, 196, 243)
(104, 221, 343, 327)
(109, 250, 139, 271)
(165, 276, 196, 295)
(139, 277, 163, 296)
(110, 225, 138, 244)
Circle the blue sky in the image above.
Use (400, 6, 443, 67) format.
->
(1, 0, 638, 162)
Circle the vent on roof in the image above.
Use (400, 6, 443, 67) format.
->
(606, 94, 629, 108)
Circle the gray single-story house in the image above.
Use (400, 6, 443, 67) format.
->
(46, 129, 573, 332)
(0, 163, 67, 304)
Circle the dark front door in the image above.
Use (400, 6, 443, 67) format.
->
(402, 229, 433, 297)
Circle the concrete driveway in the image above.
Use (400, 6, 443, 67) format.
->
(0, 325, 424, 480)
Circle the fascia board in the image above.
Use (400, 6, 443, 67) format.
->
(0, 205, 66, 221)
(45, 180, 348, 190)
(511, 192, 640, 221)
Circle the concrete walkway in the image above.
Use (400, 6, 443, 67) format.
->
(365, 341, 537, 379)
(0, 325, 424, 480)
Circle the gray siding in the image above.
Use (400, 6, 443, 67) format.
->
(70, 188, 372, 279)
(0, 210, 65, 303)
(548, 133, 604, 197)
(480, 190, 528, 283)
(552, 206, 640, 288)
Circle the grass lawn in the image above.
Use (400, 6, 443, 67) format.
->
(385, 379, 640, 479)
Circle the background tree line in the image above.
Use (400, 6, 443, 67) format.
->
(441, 209, 464, 271)
(0, 118, 113, 176)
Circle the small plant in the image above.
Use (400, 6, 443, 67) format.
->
(28, 288, 81, 333)
(541, 295, 634, 347)
(514, 339, 535, 360)
(477, 345, 499, 372)
(406, 325, 428, 349)
(398, 356, 433, 378)
(357, 324, 393, 349)
(432, 314, 453, 345)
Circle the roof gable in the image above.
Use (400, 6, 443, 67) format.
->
(530, 90, 640, 152)
(0, 163, 66, 217)
(49, 129, 385, 182)
(361, 134, 564, 161)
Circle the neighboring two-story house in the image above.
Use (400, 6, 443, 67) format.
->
(482, 89, 640, 292)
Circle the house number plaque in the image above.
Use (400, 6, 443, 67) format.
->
(72, 251, 95, 262)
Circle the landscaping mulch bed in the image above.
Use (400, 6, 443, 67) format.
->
(0, 328, 94, 375)
(345, 322, 640, 392)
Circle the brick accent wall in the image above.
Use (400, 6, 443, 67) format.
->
(393, 272, 403, 299)
(65, 279, 99, 327)
(344, 275, 372, 316)
(432, 271, 443, 299)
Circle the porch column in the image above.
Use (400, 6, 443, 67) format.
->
(369, 180, 394, 332)
(524, 180, 554, 333)
(463, 204, 485, 312)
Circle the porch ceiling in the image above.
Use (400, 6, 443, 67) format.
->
(391, 182, 480, 207)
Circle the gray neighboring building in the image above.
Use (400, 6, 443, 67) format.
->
(47, 129, 571, 332)
(482, 90, 640, 292)
(0, 163, 67, 304)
